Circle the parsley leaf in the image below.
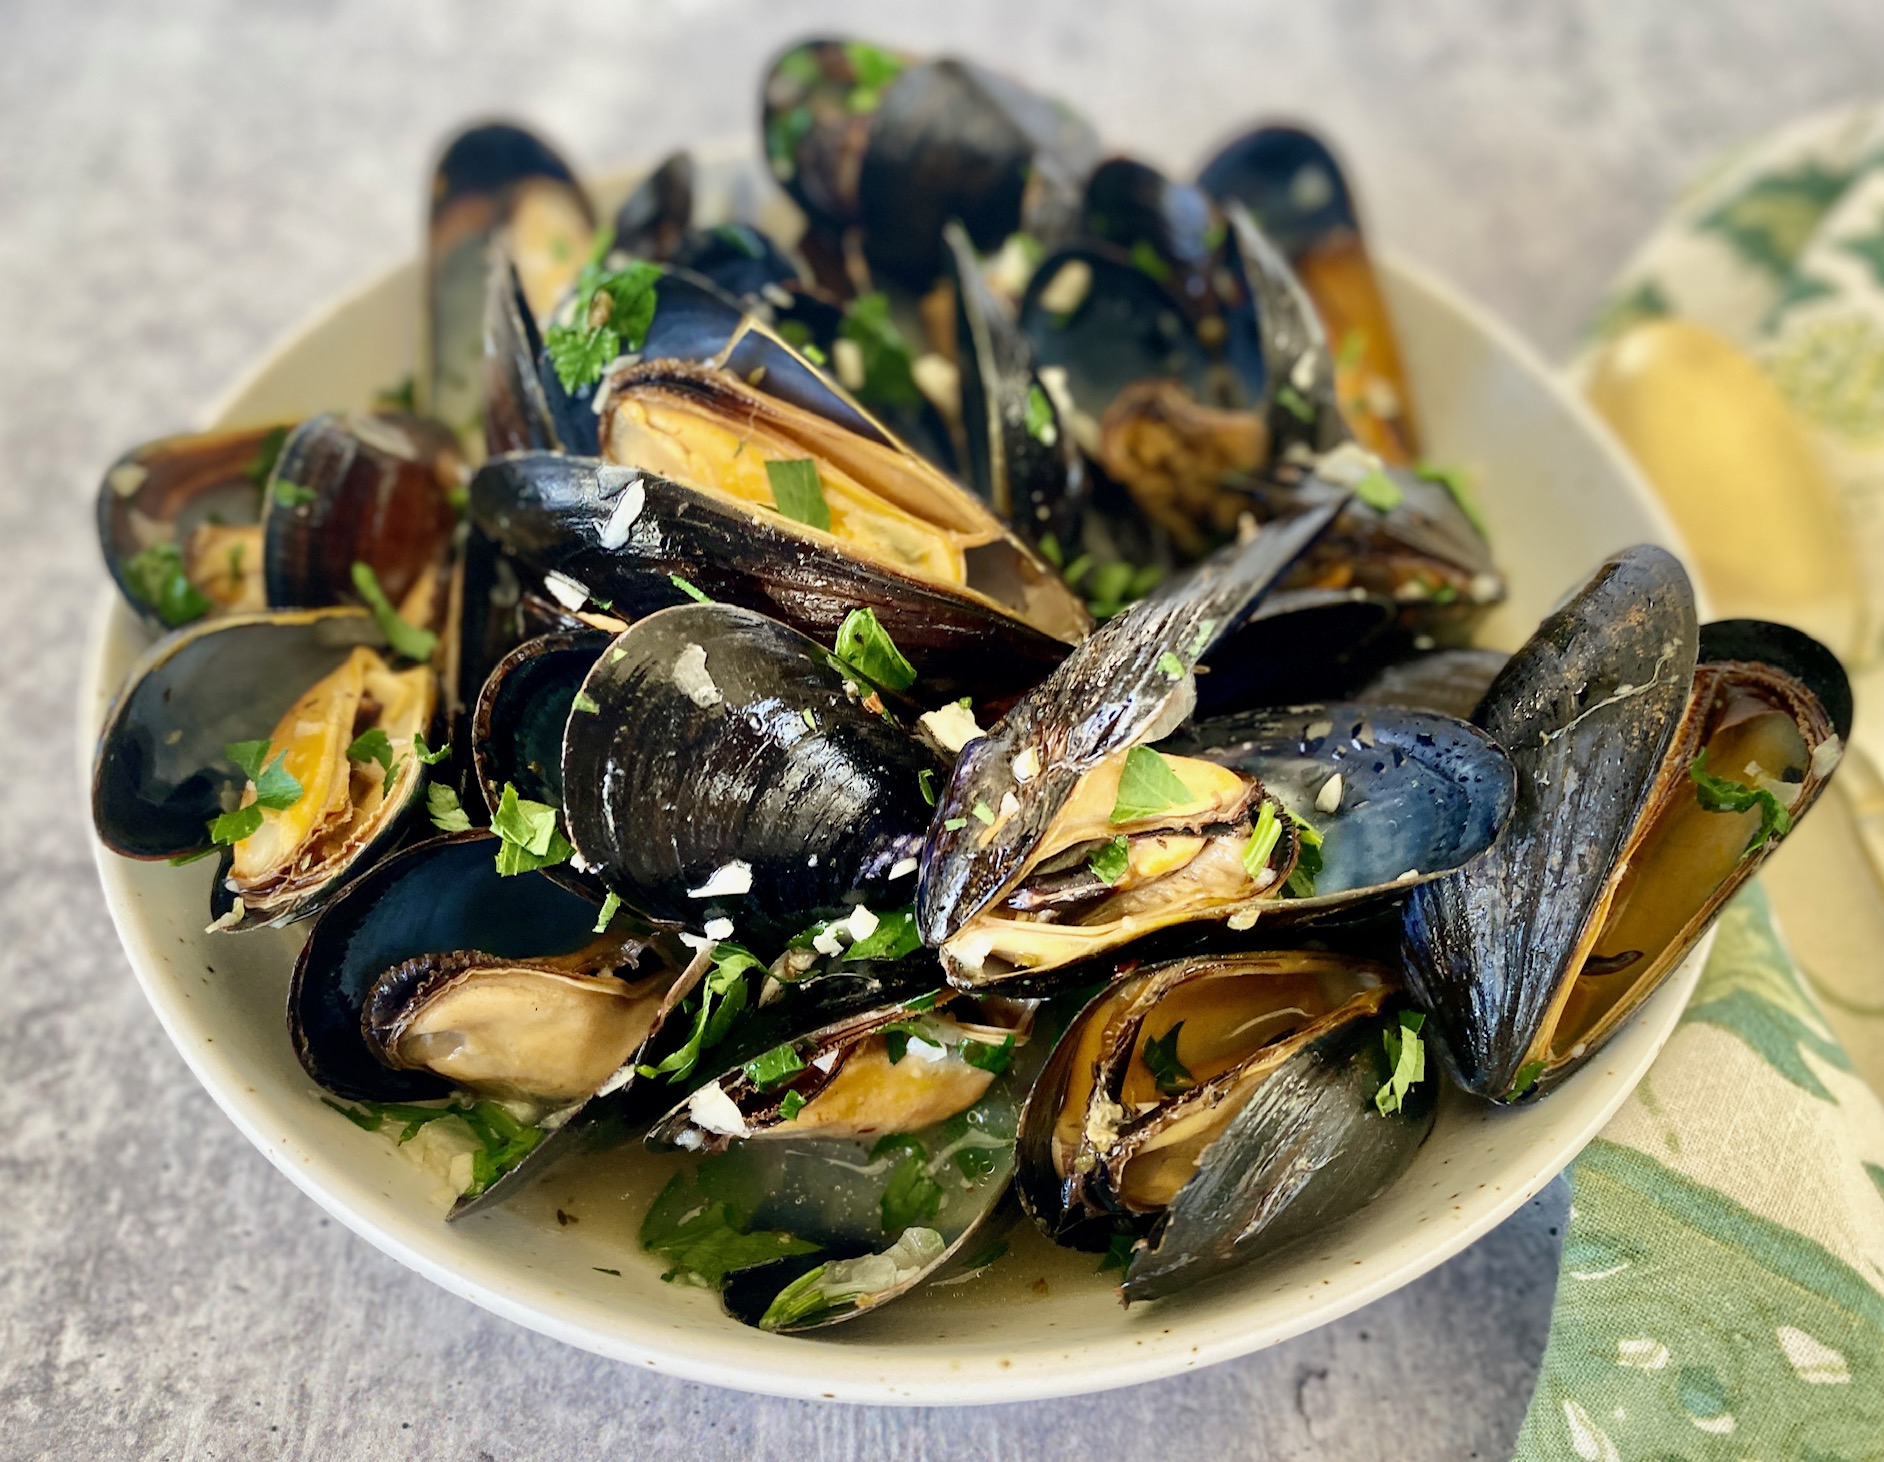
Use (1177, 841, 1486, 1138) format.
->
(347, 727, 398, 795)
(411, 731, 450, 765)
(874, 1133, 943, 1231)
(1353, 469, 1405, 513)
(742, 1043, 806, 1091)
(640, 1170, 818, 1286)
(350, 560, 437, 662)
(244, 424, 291, 490)
(833, 606, 918, 693)
(1414, 460, 1489, 538)
(207, 804, 263, 845)
(837, 293, 921, 410)
(918, 768, 937, 806)
(490, 782, 574, 875)
(272, 479, 318, 509)
(765, 458, 831, 531)
(1098, 1232, 1138, 1274)
(971, 801, 995, 825)
(123, 541, 211, 628)
(427, 782, 472, 833)
(1283, 812, 1323, 897)
(1507, 1059, 1546, 1101)
(593, 889, 622, 934)
(543, 258, 663, 393)
(322, 1097, 542, 1197)
(638, 945, 760, 1082)
(669, 574, 711, 603)
(778, 1090, 808, 1121)
(1242, 801, 1284, 881)
(959, 1034, 1015, 1075)
(1023, 383, 1056, 444)
(1688, 748, 1795, 855)
(1141, 1023, 1195, 1096)
(1275, 383, 1315, 422)
(1157, 650, 1185, 680)
(1088, 836, 1130, 886)
(1128, 239, 1172, 283)
(1110, 746, 1193, 824)
(1374, 1010, 1428, 1116)
(847, 908, 922, 961)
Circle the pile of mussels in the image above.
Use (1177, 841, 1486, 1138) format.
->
(91, 39, 1851, 1331)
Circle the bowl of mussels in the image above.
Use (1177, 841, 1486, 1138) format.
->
(83, 38, 1852, 1403)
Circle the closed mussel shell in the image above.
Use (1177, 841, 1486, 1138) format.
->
(562, 604, 945, 945)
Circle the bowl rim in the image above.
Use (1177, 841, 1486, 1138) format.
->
(80, 183, 1702, 1405)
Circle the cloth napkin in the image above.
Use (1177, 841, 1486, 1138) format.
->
(1515, 109, 1884, 1459)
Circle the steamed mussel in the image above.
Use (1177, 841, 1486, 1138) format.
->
(88, 42, 1858, 1343)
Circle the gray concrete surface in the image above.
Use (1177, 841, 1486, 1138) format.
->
(4, 2, 1881, 1458)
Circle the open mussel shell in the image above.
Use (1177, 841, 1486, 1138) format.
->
(644, 968, 1067, 1332)
(97, 424, 286, 630)
(1199, 125, 1419, 463)
(562, 604, 944, 946)
(1404, 548, 1850, 1101)
(857, 57, 1100, 289)
(918, 497, 1344, 958)
(943, 222, 1086, 555)
(92, 607, 437, 928)
(290, 829, 696, 1216)
(611, 150, 694, 261)
(1014, 951, 1435, 1301)
(469, 452, 1071, 702)
(426, 121, 593, 439)
(1166, 701, 1515, 914)
(471, 628, 609, 812)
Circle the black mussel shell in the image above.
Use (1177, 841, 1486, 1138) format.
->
(472, 628, 610, 812)
(761, 38, 916, 228)
(1342, 646, 1509, 721)
(944, 222, 1087, 556)
(562, 604, 944, 946)
(1198, 125, 1360, 260)
(93, 608, 388, 860)
(481, 258, 569, 457)
(1084, 157, 1223, 281)
(858, 58, 1100, 289)
(427, 121, 593, 436)
(98, 424, 286, 631)
(1167, 701, 1516, 915)
(919, 498, 1344, 945)
(468, 452, 1071, 703)
(612, 150, 694, 261)
(1190, 586, 1395, 716)
(669, 223, 802, 308)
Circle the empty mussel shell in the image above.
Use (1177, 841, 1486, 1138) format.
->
(1403, 548, 1850, 1100)
(1014, 950, 1435, 1304)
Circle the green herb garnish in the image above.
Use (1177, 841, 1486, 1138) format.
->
(427, 782, 472, 833)
(347, 726, 398, 795)
(640, 1170, 818, 1287)
(350, 560, 437, 662)
(543, 256, 662, 393)
(943, 816, 968, 831)
(1689, 748, 1795, 855)
(1157, 650, 1185, 680)
(411, 731, 450, 766)
(243, 424, 290, 490)
(669, 574, 711, 603)
(374, 376, 417, 414)
(1284, 812, 1323, 897)
(1374, 1010, 1428, 1116)
(272, 479, 318, 509)
(123, 541, 211, 628)
(1024, 383, 1056, 444)
(918, 768, 937, 806)
(1242, 801, 1284, 881)
(834, 606, 917, 692)
(571, 690, 601, 715)
(847, 908, 923, 961)
(1414, 460, 1489, 537)
(593, 890, 622, 934)
(765, 458, 831, 531)
(1110, 746, 1192, 824)
(1275, 383, 1315, 422)
(1099, 1233, 1138, 1274)
(208, 739, 304, 845)
(959, 1034, 1015, 1075)
(490, 782, 574, 875)
(971, 801, 995, 825)
(1128, 239, 1172, 283)
(778, 1090, 808, 1121)
(875, 1134, 943, 1231)
(837, 293, 921, 409)
(322, 1097, 543, 1197)
(1507, 1059, 1546, 1101)
(1141, 1023, 1194, 1096)
(638, 945, 760, 1083)
(1353, 469, 1405, 514)
(743, 1042, 806, 1091)
(1088, 836, 1130, 886)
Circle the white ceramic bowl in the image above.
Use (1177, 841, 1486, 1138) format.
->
(83, 155, 1701, 1405)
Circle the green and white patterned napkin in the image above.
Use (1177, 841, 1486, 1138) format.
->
(1518, 108, 1884, 1459)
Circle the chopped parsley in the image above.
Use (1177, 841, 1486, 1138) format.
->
(943, 816, 968, 831)
(778, 1090, 808, 1121)
(592, 889, 622, 934)
(875, 1133, 943, 1231)
(1507, 1059, 1546, 1101)
(669, 574, 711, 603)
(243, 424, 290, 491)
(1187, 619, 1218, 658)
(1141, 1023, 1195, 1096)
(765, 457, 831, 531)
(272, 479, 318, 509)
(918, 768, 937, 806)
(1157, 650, 1185, 680)
(208, 739, 304, 845)
(1088, 835, 1130, 886)
(490, 782, 574, 875)
(411, 731, 450, 765)
(1082, 559, 1165, 620)
(848, 908, 922, 961)
(1374, 1010, 1428, 1116)
(1037, 531, 1064, 568)
(374, 375, 418, 414)
(834, 606, 917, 692)
(543, 248, 662, 393)
(322, 1096, 543, 1198)
(1023, 383, 1056, 445)
(346, 726, 399, 795)
(427, 782, 472, 833)
(970, 801, 995, 825)
(1098, 1232, 1138, 1274)
(1353, 469, 1405, 514)
(837, 293, 921, 409)
(123, 541, 211, 628)
(1283, 812, 1323, 897)
(640, 1169, 818, 1286)
(1275, 383, 1315, 422)
(1415, 460, 1489, 538)
(742, 1042, 806, 1091)
(1241, 801, 1284, 880)
(350, 560, 437, 662)
(571, 690, 601, 715)
(959, 1034, 1015, 1075)
(638, 944, 760, 1082)
(1689, 748, 1794, 855)
(1109, 746, 1192, 824)
(1128, 239, 1172, 283)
